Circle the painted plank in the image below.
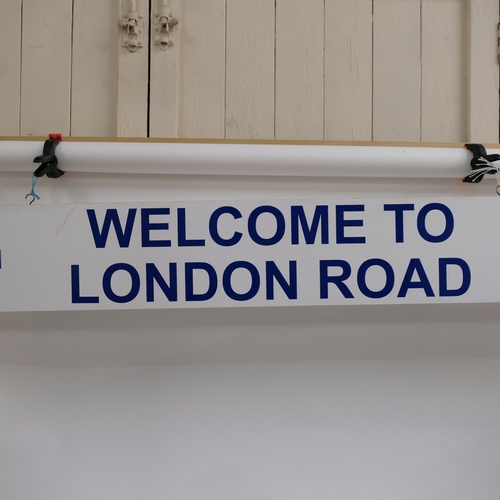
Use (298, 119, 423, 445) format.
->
(117, 0, 149, 137)
(20, 0, 72, 136)
(177, 0, 226, 139)
(275, 0, 324, 140)
(225, 0, 275, 140)
(0, 1, 22, 136)
(421, 0, 466, 142)
(72, 0, 119, 137)
(466, 0, 499, 143)
(324, 0, 372, 141)
(373, 0, 421, 141)
(149, 0, 179, 138)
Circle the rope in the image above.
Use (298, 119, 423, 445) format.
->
(26, 175, 41, 204)
(30, 175, 41, 201)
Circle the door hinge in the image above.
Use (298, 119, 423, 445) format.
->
(118, 0, 144, 52)
(154, 0, 179, 50)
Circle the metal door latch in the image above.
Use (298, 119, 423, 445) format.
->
(155, 0, 179, 50)
(118, 0, 144, 52)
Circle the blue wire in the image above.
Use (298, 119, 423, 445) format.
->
(30, 175, 41, 201)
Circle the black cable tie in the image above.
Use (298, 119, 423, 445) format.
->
(463, 143, 500, 184)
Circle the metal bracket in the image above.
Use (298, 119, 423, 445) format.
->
(155, 0, 179, 50)
(118, 0, 144, 52)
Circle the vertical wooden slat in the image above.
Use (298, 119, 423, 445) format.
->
(177, 0, 226, 139)
(466, 0, 499, 143)
(0, 1, 22, 136)
(421, 0, 466, 142)
(324, 0, 372, 141)
(20, 0, 72, 136)
(373, 0, 421, 141)
(117, 0, 149, 138)
(225, 0, 275, 139)
(72, 0, 119, 137)
(149, 0, 179, 138)
(275, 0, 324, 140)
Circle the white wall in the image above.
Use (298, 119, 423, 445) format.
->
(1, 160, 500, 499)
(2, 359, 500, 500)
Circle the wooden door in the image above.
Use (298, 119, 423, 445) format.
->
(1, 0, 498, 142)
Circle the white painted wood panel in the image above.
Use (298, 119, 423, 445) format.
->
(275, 0, 324, 140)
(225, 0, 275, 139)
(2, 0, 498, 143)
(72, 0, 118, 137)
(149, 0, 179, 138)
(20, 0, 73, 136)
(373, 0, 421, 142)
(0, 1, 22, 136)
(324, 0, 372, 141)
(466, 0, 500, 143)
(117, 0, 149, 137)
(176, 0, 226, 138)
(421, 0, 466, 142)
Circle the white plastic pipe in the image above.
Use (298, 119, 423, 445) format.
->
(0, 140, 496, 179)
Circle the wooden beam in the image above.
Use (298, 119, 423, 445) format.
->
(0, 1, 22, 135)
(117, 0, 149, 137)
(373, 0, 421, 141)
(72, 0, 119, 137)
(466, 0, 499, 143)
(225, 0, 275, 139)
(324, 0, 372, 141)
(20, 0, 72, 136)
(275, 0, 324, 140)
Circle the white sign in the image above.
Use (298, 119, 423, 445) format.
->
(0, 197, 498, 312)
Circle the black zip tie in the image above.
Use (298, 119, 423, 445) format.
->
(463, 144, 500, 184)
